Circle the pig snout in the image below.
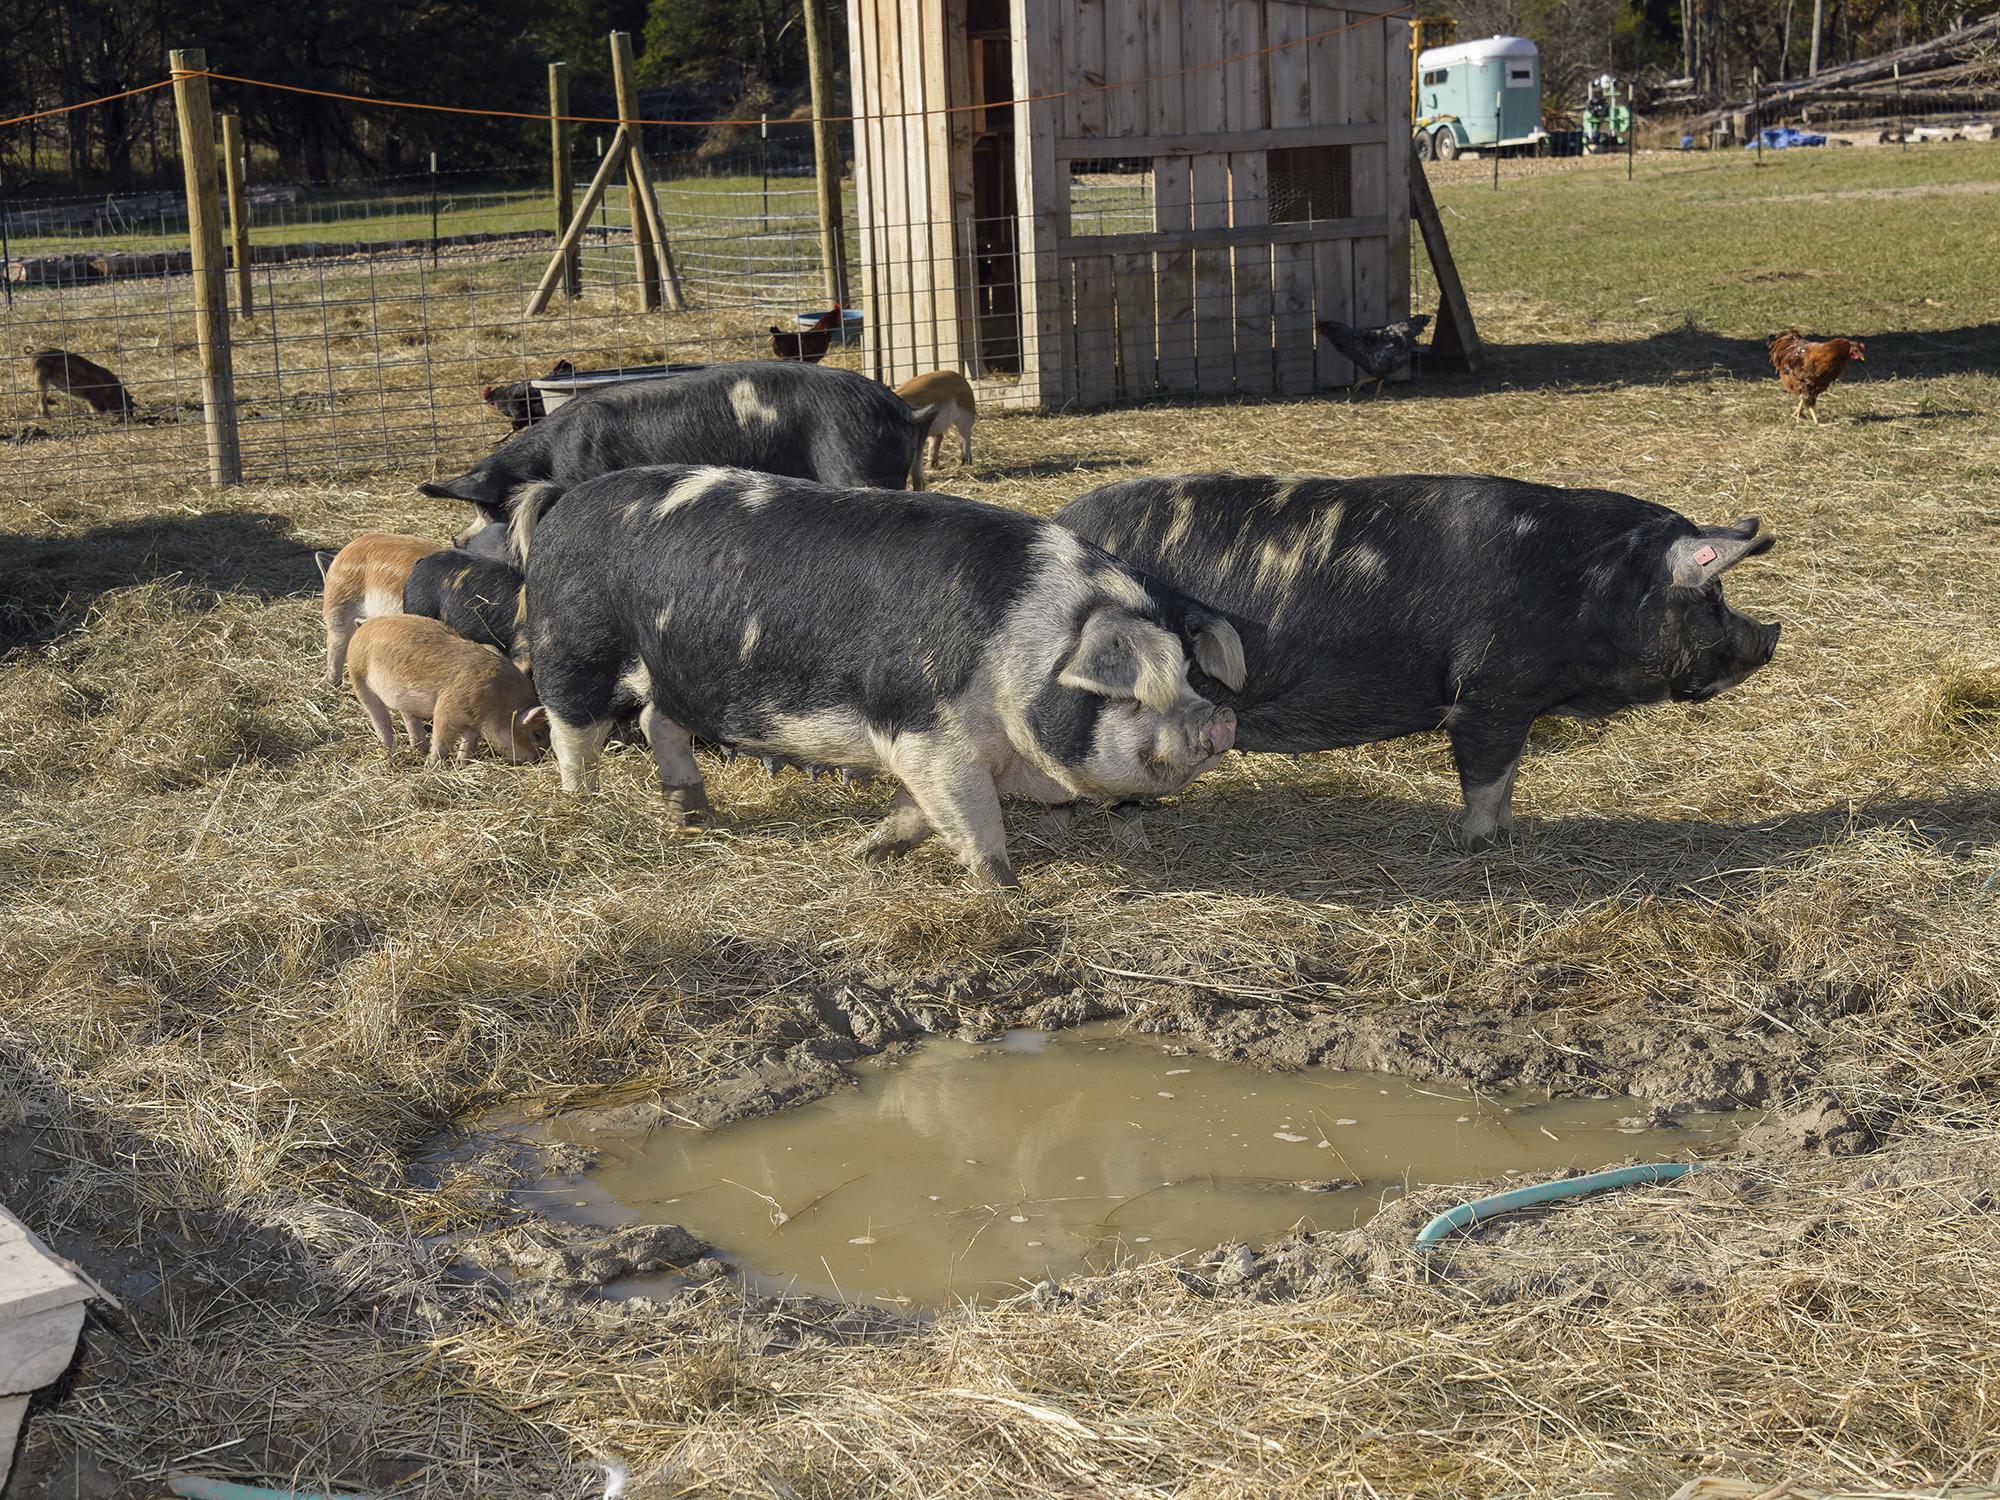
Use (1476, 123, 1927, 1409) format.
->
(1757, 620, 1781, 664)
(1204, 707, 1237, 757)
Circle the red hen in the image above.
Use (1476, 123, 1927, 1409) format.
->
(771, 305, 843, 364)
(1767, 329, 1865, 424)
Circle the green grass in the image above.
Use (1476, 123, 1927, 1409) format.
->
(4, 172, 832, 257)
(1429, 141, 2000, 334)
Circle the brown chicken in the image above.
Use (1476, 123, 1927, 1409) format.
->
(1767, 329, 1865, 423)
(770, 304, 843, 363)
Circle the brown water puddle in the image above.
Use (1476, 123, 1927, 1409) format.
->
(532, 1026, 1747, 1307)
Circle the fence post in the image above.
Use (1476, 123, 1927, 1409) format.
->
(802, 0, 848, 306)
(550, 61, 580, 296)
(609, 32, 662, 311)
(170, 48, 242, 488)
(220, 113, 252, 317)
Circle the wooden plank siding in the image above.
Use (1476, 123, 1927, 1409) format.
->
(849, 0, 1410, 410)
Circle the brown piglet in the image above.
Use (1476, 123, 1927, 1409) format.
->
(347, 615, 548, 765)
(318, 532, 445, 685)
(29, 349, 135, 416)
(894, 370, 976, 473)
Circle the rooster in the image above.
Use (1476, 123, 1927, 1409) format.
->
(482, 359, 574, 431)
(771, 305, 843, 364)
(1767, 330, 1865, 423)
(1314, 315, 1431, 399)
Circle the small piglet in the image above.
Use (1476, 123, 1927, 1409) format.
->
(346, 615, 548, 765)
(317, 533, 444, 685)
(894, 370, 976, 472)
(29, 349, 135, 417)
(403, 551, 527, 667)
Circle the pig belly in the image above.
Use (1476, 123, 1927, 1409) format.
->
(365, 677, 441, 722)
(995, 757, 1078, 805)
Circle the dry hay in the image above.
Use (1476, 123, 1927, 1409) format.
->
(3, 148, 1999, 1497)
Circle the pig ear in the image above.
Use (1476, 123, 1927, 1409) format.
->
(419, 472, 495, 505)
(1184, 609, 1246, 691)
(313, 550, 334, 580)
(1668, 518, 1774, 587)
(905, 401, 940, 430)
(519, 705, 547, 727)
(1059, 611, 1186, 712)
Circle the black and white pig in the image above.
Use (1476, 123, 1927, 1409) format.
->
(524, 465, 1246, 886)
(403, 550, 528, 667)
(1056, 473, 1782, 845)
(422, 362, 938, 560)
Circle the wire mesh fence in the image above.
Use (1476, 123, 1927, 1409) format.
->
(0, 139, 868, 500)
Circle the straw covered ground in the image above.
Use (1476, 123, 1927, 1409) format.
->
(3, 146, 1999, 1496)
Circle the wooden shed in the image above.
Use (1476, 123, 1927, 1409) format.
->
(845, 0, 1415, 408)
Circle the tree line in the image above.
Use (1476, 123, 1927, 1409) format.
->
(0, 0, 832, 192)
(0, 0, 1983, 192)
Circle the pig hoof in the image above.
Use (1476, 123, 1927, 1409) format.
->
(1109, 808, 1153, 853)
(970, 856, 1019, 889)
(1034, 804, 1080, 839)
(662, 783, 709, 825)
(760, 755, 781, 777)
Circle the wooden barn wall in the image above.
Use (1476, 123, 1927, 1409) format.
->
(1038, 0, 1413, 406)
(850, 0, 966, 388)
(854, 0, 1414, 409)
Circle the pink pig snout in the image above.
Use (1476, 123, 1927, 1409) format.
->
(1204, 708, 1237, 757)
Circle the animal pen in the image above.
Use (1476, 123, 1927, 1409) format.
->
(846, 0, 1418, 406)
(0, 9, 1447, 504)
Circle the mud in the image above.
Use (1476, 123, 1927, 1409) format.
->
(562, 974, 1819, 1147)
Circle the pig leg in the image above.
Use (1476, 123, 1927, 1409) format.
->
(885, 753, 1015, 887)
(928, 429, 944, 467)
(400, 712, 431, 756)
(324, 599, 365, 686)
(860, 786, 939, 865)
(1447, 712, 1531, 849)
(549, 714, 615, 792)
(639, 704, 709, 825)
(1107, 800, 1153, 853)
(351, 677, 397, 753)
(425, 696, 470, 766)
(957, 418, 972, 465)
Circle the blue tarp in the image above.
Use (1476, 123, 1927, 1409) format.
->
(1745, 126, 1828, 148)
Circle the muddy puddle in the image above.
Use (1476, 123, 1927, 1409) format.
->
(531, 1027, 1749, 1306)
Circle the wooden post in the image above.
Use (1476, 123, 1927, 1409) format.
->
(550, 62, 580, 296)
(170, 49, 242, 487)
(220, 113, 252, 317)
(1408, 143, 1481, 373)
(610, 32, 662, 310)
(527, 131, 630, 314)
(803, 0, 848, 306)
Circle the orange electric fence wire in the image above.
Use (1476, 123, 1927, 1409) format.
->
(149, 5, 1414, 134)
(0, 78, 178, 131)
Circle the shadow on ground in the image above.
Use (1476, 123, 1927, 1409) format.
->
(0, 510, 319, 653)
(1428, 320, 2000, 395)
(1025, 780, 1999, 908)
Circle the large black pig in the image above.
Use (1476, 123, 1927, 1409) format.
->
(1056, 473, 1782, 845)
(423, 362, 937, 559)
(525, 465, 1246, 886)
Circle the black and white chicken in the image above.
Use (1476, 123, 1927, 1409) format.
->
(1314, 314, 1431, 399)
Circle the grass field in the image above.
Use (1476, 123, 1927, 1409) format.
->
(3, 144, 1998, 1498)
(5, 173, 828, 257)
